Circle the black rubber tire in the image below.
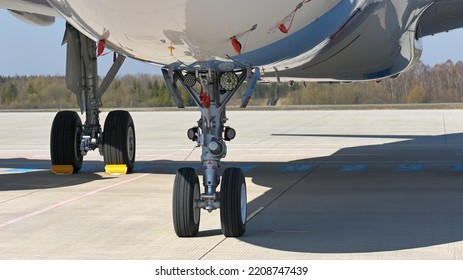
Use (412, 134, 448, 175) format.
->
(103, 110, 136, 173)
(220, 167, 247, 237)
(173, 167, 201, 237)
(50, 111, 83, 173)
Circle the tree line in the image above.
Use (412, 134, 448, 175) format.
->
(1, 60, 463, 109)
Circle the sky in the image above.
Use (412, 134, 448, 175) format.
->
(1, 9, 463, 76)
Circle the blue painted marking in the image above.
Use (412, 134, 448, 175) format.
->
(282, 164, 314, 172)
(451, 165, 463, 171)
(170, 164, 256, 173)
(134, 165, 150, 172)
(80, 166, 101, 172)
(4, 168, 40, 173)
(396, 164, 423, 171)
(339, 165, 368, 171)
(233, 164, 257, 172)
(3, 165, 48, 173)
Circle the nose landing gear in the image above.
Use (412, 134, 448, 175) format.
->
(164, 63, 259, 237)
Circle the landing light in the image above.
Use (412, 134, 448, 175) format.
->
(184, 73, 197, 87)
(224, 127, 236, 141)
(220, 72, 238, 91)
(187, 127, 198, 141)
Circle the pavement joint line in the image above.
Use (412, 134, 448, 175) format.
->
(246, 207, 264, 222)
(247, 163, 321, 222)
(0, 190, 42, 204)
(273, 230, 312, 233)
(0, 173, 149, 230)
(199, 238, 228, 260)
(199, 165, 321, 260)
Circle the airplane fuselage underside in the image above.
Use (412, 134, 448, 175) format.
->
(2, 0, 450, 238)
(48, 0, 432, 81)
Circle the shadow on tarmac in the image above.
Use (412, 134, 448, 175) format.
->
(1, 133, 463, 254)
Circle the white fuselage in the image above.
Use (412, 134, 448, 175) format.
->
(48, 0, 433, 81)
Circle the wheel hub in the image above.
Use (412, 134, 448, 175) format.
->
(127, 126, 135, 162)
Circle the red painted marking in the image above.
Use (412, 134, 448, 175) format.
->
(241, 96, 252, 108)
(231, 37, 242, 55)
(199, 92, 211, 108)
(97, 39, 106, 57)
(0, 174, 149, 229)
(278, 24, 289, 34)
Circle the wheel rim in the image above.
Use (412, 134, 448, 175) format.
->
(193, 182, 200, 225)
(74, 125, 83, 163)
(240, 182, 247, 224)
(127, 126, 135, 162)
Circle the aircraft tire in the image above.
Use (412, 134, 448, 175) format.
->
(103, 110, 136, 173)
(50, 110, 83, 173)
(220, 167, 247, 237)
(173, 167, 201, 237)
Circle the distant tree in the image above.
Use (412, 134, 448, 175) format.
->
(3, 59, 463, 109)
(406, 84, 427, 103)
(1, 82, 18, 105)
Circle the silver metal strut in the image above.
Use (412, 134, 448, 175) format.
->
(163, 63, 260, 212)
(63, 23, 125, 156)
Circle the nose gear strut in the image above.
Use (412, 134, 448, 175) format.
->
(163, 63, 260, 237)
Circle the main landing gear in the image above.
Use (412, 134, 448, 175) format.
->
(163, 62, 260, 237)
(50, 24, 135, 175)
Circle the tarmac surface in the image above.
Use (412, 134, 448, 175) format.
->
(1, 109, 463, 259)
